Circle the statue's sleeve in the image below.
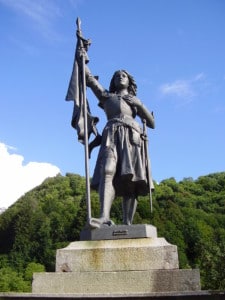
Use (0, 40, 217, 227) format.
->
(135, 98, 155, 129)
(85, 66, 108, 106)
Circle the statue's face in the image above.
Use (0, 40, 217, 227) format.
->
(113, 71, 129, 90)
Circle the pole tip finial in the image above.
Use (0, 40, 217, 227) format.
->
(76, 17, 81, 28)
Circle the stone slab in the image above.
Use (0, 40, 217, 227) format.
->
(80, 224, 157, 241)
(2, 291, 225, 299)
(32, 269, 201, 294)
(56, 238, 179, 272)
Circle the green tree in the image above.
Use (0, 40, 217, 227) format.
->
(0, 267, 29, 292)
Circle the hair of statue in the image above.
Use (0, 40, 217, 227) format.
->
(109, 70, 137, 96)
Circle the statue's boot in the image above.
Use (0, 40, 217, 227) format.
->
(122, 196, 137, 225)
(89, 217, 115, 229)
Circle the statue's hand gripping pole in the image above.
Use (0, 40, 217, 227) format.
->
(76, 18, 91, 63)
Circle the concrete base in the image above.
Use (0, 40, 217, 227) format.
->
(32, 236, 201, 294)
(56, 238, 179, 272)
(32, 269, 201, 294)
(2, 291, 225, 299)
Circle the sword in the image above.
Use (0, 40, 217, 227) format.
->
(142, 119, 153, 213)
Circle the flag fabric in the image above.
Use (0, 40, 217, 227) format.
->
(65, 44, 99, 145)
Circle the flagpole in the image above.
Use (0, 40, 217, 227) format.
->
(82, 55, 92, 223)
(77, 18, 92, 223)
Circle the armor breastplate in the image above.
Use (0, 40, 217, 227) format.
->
(103, 95, 133, 120)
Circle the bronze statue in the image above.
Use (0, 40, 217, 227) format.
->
(86, 67, 155, 228)
(66, 19, 155, 228)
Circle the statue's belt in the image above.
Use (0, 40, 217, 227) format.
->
(104, 116, 143, 147)
(106, 116, 142, 134)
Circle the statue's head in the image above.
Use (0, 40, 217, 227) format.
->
(109, 70, 137, 96)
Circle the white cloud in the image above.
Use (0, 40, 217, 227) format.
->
(0, 142, 60, 209)
(0, 0, 61, 22)
(160, 80, 194, 98)
(159, 73, 206, 103)
(193, 72, 205, 81)
(0, 0, 63, 41)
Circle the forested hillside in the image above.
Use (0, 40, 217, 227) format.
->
(0, 172, 225, 292)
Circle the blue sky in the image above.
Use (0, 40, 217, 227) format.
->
(0, 0, 225, 208)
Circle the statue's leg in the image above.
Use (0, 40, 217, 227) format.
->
(89, 149, 117, 229)
(99, 154, 116, 223)
(122, 196, 137, 225)
(99, 174, 115, 224)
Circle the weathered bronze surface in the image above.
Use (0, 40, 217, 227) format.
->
(86, 67, 155, 228)
(66, 19, 155, 228)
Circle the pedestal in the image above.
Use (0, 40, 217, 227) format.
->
(32, 224, 201, 295)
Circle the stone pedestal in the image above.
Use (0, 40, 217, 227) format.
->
(55, 237, 179, 272)
(32, 224, 201, 295)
